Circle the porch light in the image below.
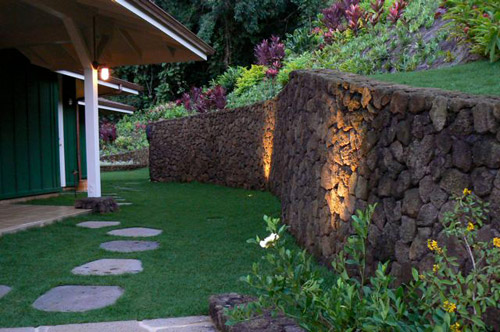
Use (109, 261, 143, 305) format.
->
(100, 67, 110, 81)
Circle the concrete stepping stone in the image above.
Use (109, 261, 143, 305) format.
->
(118, 202, 132, 206)
(72, 259, 143, 276)
(0, 285, 11, 299)
(77, 221, 121, 229)
(107, 227, 162, 237)
(100, 240, 159, 253)
(32, 285, 123, 312)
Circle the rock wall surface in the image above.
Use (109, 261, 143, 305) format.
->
(149, 70, 500, 282)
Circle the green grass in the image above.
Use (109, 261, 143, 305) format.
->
(371, 61, 500, 96)
(0, 168, 282, 327)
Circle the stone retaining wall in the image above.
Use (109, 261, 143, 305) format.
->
(101, 149, 149, 167)
(149, 70, 500, 282)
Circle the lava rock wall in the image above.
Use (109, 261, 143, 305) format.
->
(149, 70, 500, 282)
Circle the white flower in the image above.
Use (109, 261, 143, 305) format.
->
(259, 233, 280, 248)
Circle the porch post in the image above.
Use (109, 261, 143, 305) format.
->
(83, 67, 101, 197)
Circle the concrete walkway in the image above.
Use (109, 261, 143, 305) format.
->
(0, 204, 90, 236)
(0, 316, 216, 331)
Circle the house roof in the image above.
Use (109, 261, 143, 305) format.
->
(0, 0, 215, 71)
(78, 97, 136, 114)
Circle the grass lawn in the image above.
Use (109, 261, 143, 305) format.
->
(371, 61, 500, 97)
(0, 168, 282, 327)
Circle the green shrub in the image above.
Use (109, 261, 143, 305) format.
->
(229, 190, 500, 331)
(233, 65, 268, 96)
(210, 66, 245, 93)
(277, 52, 315, 86)
(227, 79, 281, 108)
(443, 0, 500, 62)
(100, 104, 190, 156)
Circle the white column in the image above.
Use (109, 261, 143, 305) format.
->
(57, 75, 67, 187)
(84, 67, 101, 197)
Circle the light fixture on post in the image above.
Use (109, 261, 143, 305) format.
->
(92, 16, 110, 81)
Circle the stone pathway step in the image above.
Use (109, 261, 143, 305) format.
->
(72, 259, 143, 276)
(0, 285, 11, 299)
(0, 316, 215, 331)
(108, 228, 162, 237)
(100, 240, 159, 253)
(32, 286, 123, 312)
(76, 221, 120, 229)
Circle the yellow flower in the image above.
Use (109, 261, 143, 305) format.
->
(450, 322, 461, 332)
(494, 237, 500, 248)
(419, 274, 426, 280)
(433, 264, 440, 273)
(463, 188, 472, 196)
(443, 300, 457, 313)
(427, 239, 443, 254)
(467, 222, 475, 231)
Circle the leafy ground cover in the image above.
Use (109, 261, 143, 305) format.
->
(371, 60, 500, 96)
(0, 168, 284, 328)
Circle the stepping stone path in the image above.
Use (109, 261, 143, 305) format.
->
(100, 240, 159, 253)
(32, 286, 124, 312)
(77, 221, 121, 229)
(72, 259, 143, 276)
(29, 216, 163, 314)
(107, 227, 162, 237)
(0, 285, 11, 299)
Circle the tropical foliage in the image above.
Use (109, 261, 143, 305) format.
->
(229, 191, 500, 331)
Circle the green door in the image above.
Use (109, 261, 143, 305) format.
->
(62, 77, 87, 187)
(0, 50, 60, 200)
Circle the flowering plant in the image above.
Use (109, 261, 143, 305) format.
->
(410, 189, 500, 331)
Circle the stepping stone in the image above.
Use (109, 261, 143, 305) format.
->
(118, 203, 132, 206)
(77, 221, 121, 229)
(107, 227, 162, 238)
(0, 285, 11, 299)
(32, 285, 123, 312)
(100, 240, 159, 253)
(72, 259, 143, 276)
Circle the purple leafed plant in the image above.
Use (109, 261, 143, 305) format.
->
(367, 0, 385, 25)
(388, 0, 407, 24)
(255, 36, 285, 68)
(345, 4, 364, 33)
(177, 85, 226, 113)
(99, 121, 117, 142)
(321, 0, 360, 31)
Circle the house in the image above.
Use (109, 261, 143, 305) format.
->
(0, 0, 214, 200)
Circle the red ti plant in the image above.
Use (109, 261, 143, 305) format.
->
(321, 0, 360, 31)
(367, 0, 385, 26)
(345, 4, 364, 33)
(177, 86, 226, 113)
(388, 0, 408, 24)
(99, 120, 117, 142)
(254, 36, 285, 78)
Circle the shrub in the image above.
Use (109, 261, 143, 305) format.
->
(255, 36, 286, 78)
(387, 0, 408, 24)
(443, 0, 500, 62)
(210, 66, 244, 93)
(227, 79, 281, 108)
(233, 65, 268, 96)
(99, 121, 117, 142)
(409, 189, 500, 331)
(284, 27, 322, 55)
(229, 190, 499, 331)
(178, 85, 227, 113)
(277, 52, 315, 85)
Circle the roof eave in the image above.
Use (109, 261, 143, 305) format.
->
(116, 0, 215, 59)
